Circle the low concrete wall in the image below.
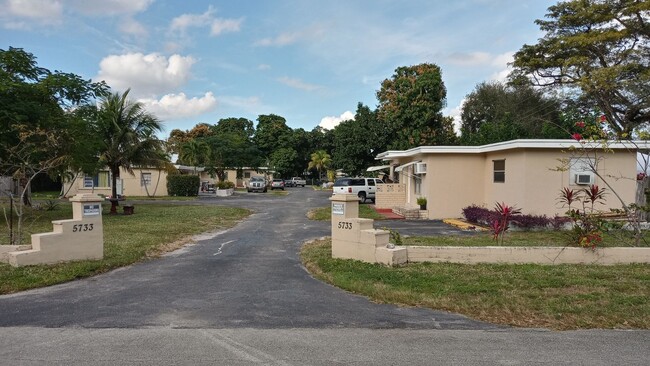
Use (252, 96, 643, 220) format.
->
(375, 184, 406, 209)
(407, 246, 650, 265)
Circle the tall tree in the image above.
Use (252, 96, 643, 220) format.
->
(253, 114, 292, 158)
(308, 150, 331, 181)
(377, 63, 457, 149)
(0, 47, 107, 206)
(94, 89, 166, 213)
(332, 103, 386, 176)
(270, 147, 299, 178)
(211, 117, 255, 140)
(511, 0, 650, 136)
(460, 81, 563, 145)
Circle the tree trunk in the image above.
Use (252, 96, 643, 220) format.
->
(109, 166, 119, 214)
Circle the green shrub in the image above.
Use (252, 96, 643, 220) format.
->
(167, 175, 200, 196)
(217, 180, 235, 189)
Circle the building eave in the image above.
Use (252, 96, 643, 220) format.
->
(376, 139, 650, 160)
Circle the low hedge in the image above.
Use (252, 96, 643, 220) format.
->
(167, 175, 200, 196)
(462, 204, 570, 230)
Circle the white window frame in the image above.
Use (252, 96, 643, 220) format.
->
(493, 159, 505, 183)
(141, 172, 152, 187)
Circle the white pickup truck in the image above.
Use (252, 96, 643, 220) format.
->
(290, 177, 306, 187)
(332, 177, 383, 203)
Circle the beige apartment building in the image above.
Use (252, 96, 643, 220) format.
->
(374, 139, 648, 220)
(62, 165, 272, 198)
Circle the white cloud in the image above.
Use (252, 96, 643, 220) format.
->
(170, 6, 242, 37)
(218, 96, 262, 114)
(489, 51, 515, 82)
(318, 111, 355, 130)
(119, 17, 148, 38)
(68, 0, 153, 16)
(254, 32, 300, 47)
(257, 64, 271, 71)
(96, 53, 196, 97)
(1, 0, 151, 29)
(278, 77, 321, 92)
(445, 99, 466, 134)
(139, 92, 217, 120)
(447, 52, 491, 67)
(170, 6, 216, 33)
(1, 0, 63, 27)
(211, 18, 242, 36)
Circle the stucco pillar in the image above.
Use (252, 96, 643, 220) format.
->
(7, 193, 104, 266)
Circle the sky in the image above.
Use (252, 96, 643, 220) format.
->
(1, 0, 557, 137)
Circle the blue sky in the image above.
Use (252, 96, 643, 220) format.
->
(2, 0, 556, 136)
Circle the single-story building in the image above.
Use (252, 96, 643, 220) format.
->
(374, 139, 648, 220)
(62, 166, 273, 198)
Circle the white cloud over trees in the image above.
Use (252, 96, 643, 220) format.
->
(139, 92, 217, 120)
(96, 53, 196, 97)
(319, 111, 355, 130)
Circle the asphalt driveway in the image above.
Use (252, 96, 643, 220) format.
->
(1, 188, 649, 365)
(0, 188, 489, 329)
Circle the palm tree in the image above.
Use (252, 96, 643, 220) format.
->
(308, 150, 331, 181)
(95, 89, 165, 214)
(179, 139, 210, 174)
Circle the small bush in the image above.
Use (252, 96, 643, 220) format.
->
(462, 204, 554, 230)
(217, 180, 235, 189)
(511, 214, 550, 230)
(167, 175, 200, 196)
(462, 205, 499, 225)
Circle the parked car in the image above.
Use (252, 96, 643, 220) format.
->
(271, 179, 285, 190)
(247, 176, 267, 193)
(284, 179, 295, 187)
(332, 177, 383, 203)
(290, 177, 306, 187)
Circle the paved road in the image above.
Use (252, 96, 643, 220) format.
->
(1, 188, 648, 365)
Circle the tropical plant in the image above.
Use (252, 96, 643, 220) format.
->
(94, 89, 166, 213)
(179, 139, 210, 173)
(308, 150, 331, 181)
(416, 197, 427, 206)
(558, 185, 608, 250)
(491, 202, 522, 244)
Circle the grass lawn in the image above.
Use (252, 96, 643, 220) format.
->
(0, 202, 250, 294)
(308, 205, 385, 221)
(301, 238, 650, 330)
(125, 196, 197, 201)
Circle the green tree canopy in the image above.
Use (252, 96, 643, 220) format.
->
(377, 63, 457, 149)
(270, 147, 299, 178)
(332, 103, 385, 176)
(253, 114, 292, 158)
(511, 0, 650, 136)
(460, 81, 564, 145)
(0, 47, 108, 203)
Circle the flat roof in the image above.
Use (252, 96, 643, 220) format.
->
(376, 139, 650, 160)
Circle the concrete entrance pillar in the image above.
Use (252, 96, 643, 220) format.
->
(330, 194, 406, 265)
(6, 193, 104, 266)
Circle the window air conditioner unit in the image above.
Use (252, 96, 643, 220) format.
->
(575, 173, 593, 185)
(415, 162, 427, 174)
